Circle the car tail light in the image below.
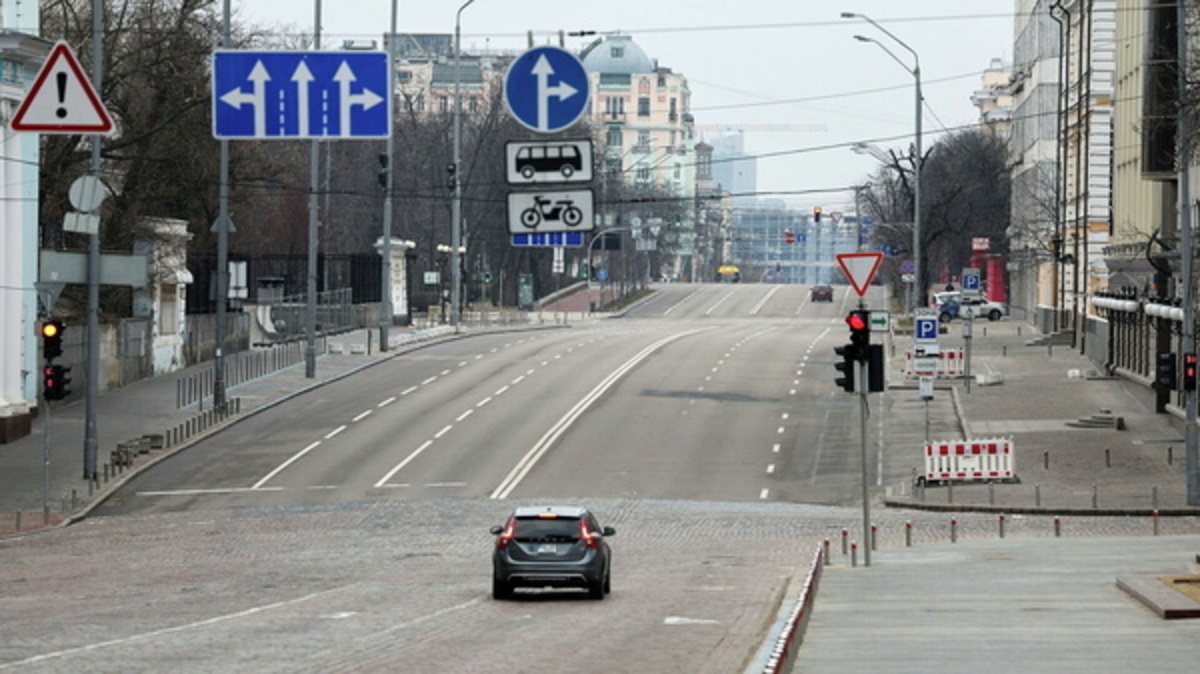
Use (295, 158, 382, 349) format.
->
(579, 519, 600, 549)
(496, 520, 515, 549)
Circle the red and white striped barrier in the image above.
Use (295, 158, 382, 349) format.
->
(918, 438, 1018, 485)
(905, 348, 966, 379)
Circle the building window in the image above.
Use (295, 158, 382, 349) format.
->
(160, 285, 179, 335)
(605, 96, 625, 120)
(639, 78, 651, 96)
(606, 158, 622, 178)
(669, 98, 677, 122)
(636, 165, 651, 182)
(438, 96, 449, 113)
(606, 126, 623, 148)
(674, 162, 682, 180)
(638, 130, 651, 147)
(468, 97, 479, 114)
(638, 97, 651, 117)
(611, 46, 624, 59)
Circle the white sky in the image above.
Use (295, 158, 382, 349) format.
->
(238, 1, 1014, 211)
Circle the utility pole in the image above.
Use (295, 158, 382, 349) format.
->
(1177, 4, 1198, 506)
(83, 0, 103, 481)
(305, 0, 323, 378)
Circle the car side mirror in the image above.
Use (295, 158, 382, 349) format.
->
(602, 526, 616, 537)
(489, 525, 503, 535)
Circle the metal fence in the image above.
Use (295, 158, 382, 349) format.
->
(175, 337, 325, 409)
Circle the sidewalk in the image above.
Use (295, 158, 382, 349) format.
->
(0, 325, 493, 534)
(883, 318, 1200, 515)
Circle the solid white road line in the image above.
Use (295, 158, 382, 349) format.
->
(352, 410, 371, 422)
(324, 426, 347, 440)
(375, 439, 435, 487)
(253, 441, 322, 489)
(490, 329, 707, 500)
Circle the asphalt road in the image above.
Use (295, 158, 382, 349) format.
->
(0, 282, 953, 673)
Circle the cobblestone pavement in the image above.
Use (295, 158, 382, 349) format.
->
(1, 497, 1196, 673)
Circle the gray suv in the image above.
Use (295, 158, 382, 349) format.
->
(490, 506, 615, 600)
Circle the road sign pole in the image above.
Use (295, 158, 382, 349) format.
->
(305, 0, 322, 379)
(83, 0, 104, 482)
(859, 368, 871, 568)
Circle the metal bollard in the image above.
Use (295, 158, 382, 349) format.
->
(1153, 510, 1160, 536)
(841, 528, 848, 555)
(1003, 345, 1007, 357)
(1054, 517, 1062, 537)
(947, 482, 954, 504)
(988, 483, 995, 505)
(1035, 484, 1041, 507)
(950, 519, 958, 543)
(905, 521, 913, 547)
(1105, 448, 1111, 468)
(871, 525, 878, 551)
(1168, 446, 1173, 465)
(1092, 485, 1098, 509)
(72, 488, 78, 510)
(998, 515, 1006, 539)
(823, 539, 831, 566)
(1043, 451, 1049, 470)
(851, 542, 858, 568)
(1153, 485, 1159, 510)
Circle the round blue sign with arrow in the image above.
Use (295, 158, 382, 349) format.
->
(504, 46, 590, 133)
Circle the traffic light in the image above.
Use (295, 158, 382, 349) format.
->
(813, 206, 823, 223)
(1156, 352, 1177, 389)
(867, 344, 886, 393)
(1185, 353, 1198, 391)
(834, 344, 857, 392)
(43, 364, 71, 401)
(41, 320, 64, 361)
(847, 310, 870, 355)
(446, 162, 458, 190)
(377, 153, 389, 188)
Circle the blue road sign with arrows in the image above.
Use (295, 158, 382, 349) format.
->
(504, 46, 590, 133)
(212, 51, 390, 139)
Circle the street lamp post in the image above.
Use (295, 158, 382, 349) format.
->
(452, 0, 477, 332)
(380, 0, 399, 351)
(842, 11, 922, 313)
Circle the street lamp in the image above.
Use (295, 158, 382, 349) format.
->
(842, 11, 922, 312)
(452, 0, 478, 332)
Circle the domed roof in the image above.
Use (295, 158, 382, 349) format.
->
(581, 35, 655, 75)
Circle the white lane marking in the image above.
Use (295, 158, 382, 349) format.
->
(781, 413, 789, 420)
(495, 385, 510, 395)
(759, 488, 770, 499)
(491, 329, 708, 500)
(749, 285, 781, 315)
(664, 616, 721, 626)
(475, 354, 484, 359)
(425, 482, 467, 488)
(773, 443, 781, 453)
(778, 427, 786, 434)
(421, 376, 438, 385)
(476, 397, 493, 408)
(526, 369, 535, 376)
(790, 389, 797, 396)
(512, 375, 525, 384)
(253, 441, 321, 489)
(704, 291, 735, 316)
(459, 362, 468, 368)
(374, 440, 435, 487)
(0, 588, 350, 668)
(434, 425, 453, 439)
(378, 397, 396, 408)
(456, 409, 474, 422)
(541, 361, 550, 367)
(766, 464, 776, 474)
(662, 289, 699, 316)
(352, 411, 371, 422)
(137, 487, 284, 496)
(401, 386, 418, 396)
(325, 426, 347, 440)
(440, 369, 451, 376)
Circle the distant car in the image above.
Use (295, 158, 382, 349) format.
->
(939, 296, 1007, 322)
(810, 284, 834, 302)
(490, 505, 615, 600)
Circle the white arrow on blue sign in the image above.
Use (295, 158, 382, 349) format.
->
(213, 51, 390, 139)
(504, 46, 590, 133)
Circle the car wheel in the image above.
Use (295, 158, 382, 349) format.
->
(939, 312, 953, 324)
(588, 578, 605, 600)
(492, 576, 512, 600)
(988, 309, 1001, 321)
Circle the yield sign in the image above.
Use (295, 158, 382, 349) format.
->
(11, 41, 114, 135)
(836, 252, 884, 296)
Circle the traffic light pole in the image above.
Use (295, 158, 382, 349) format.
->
(859, 366, 871, 568)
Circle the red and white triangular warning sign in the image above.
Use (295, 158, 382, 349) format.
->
(10, 41, 114, 135)
(836, 252, 884, 297)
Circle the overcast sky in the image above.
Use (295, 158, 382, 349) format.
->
(239, 1, 1015, 212)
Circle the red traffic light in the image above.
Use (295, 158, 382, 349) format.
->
(845, 312, 868, 331)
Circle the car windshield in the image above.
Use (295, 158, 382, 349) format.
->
(512, 517, 580, 541)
